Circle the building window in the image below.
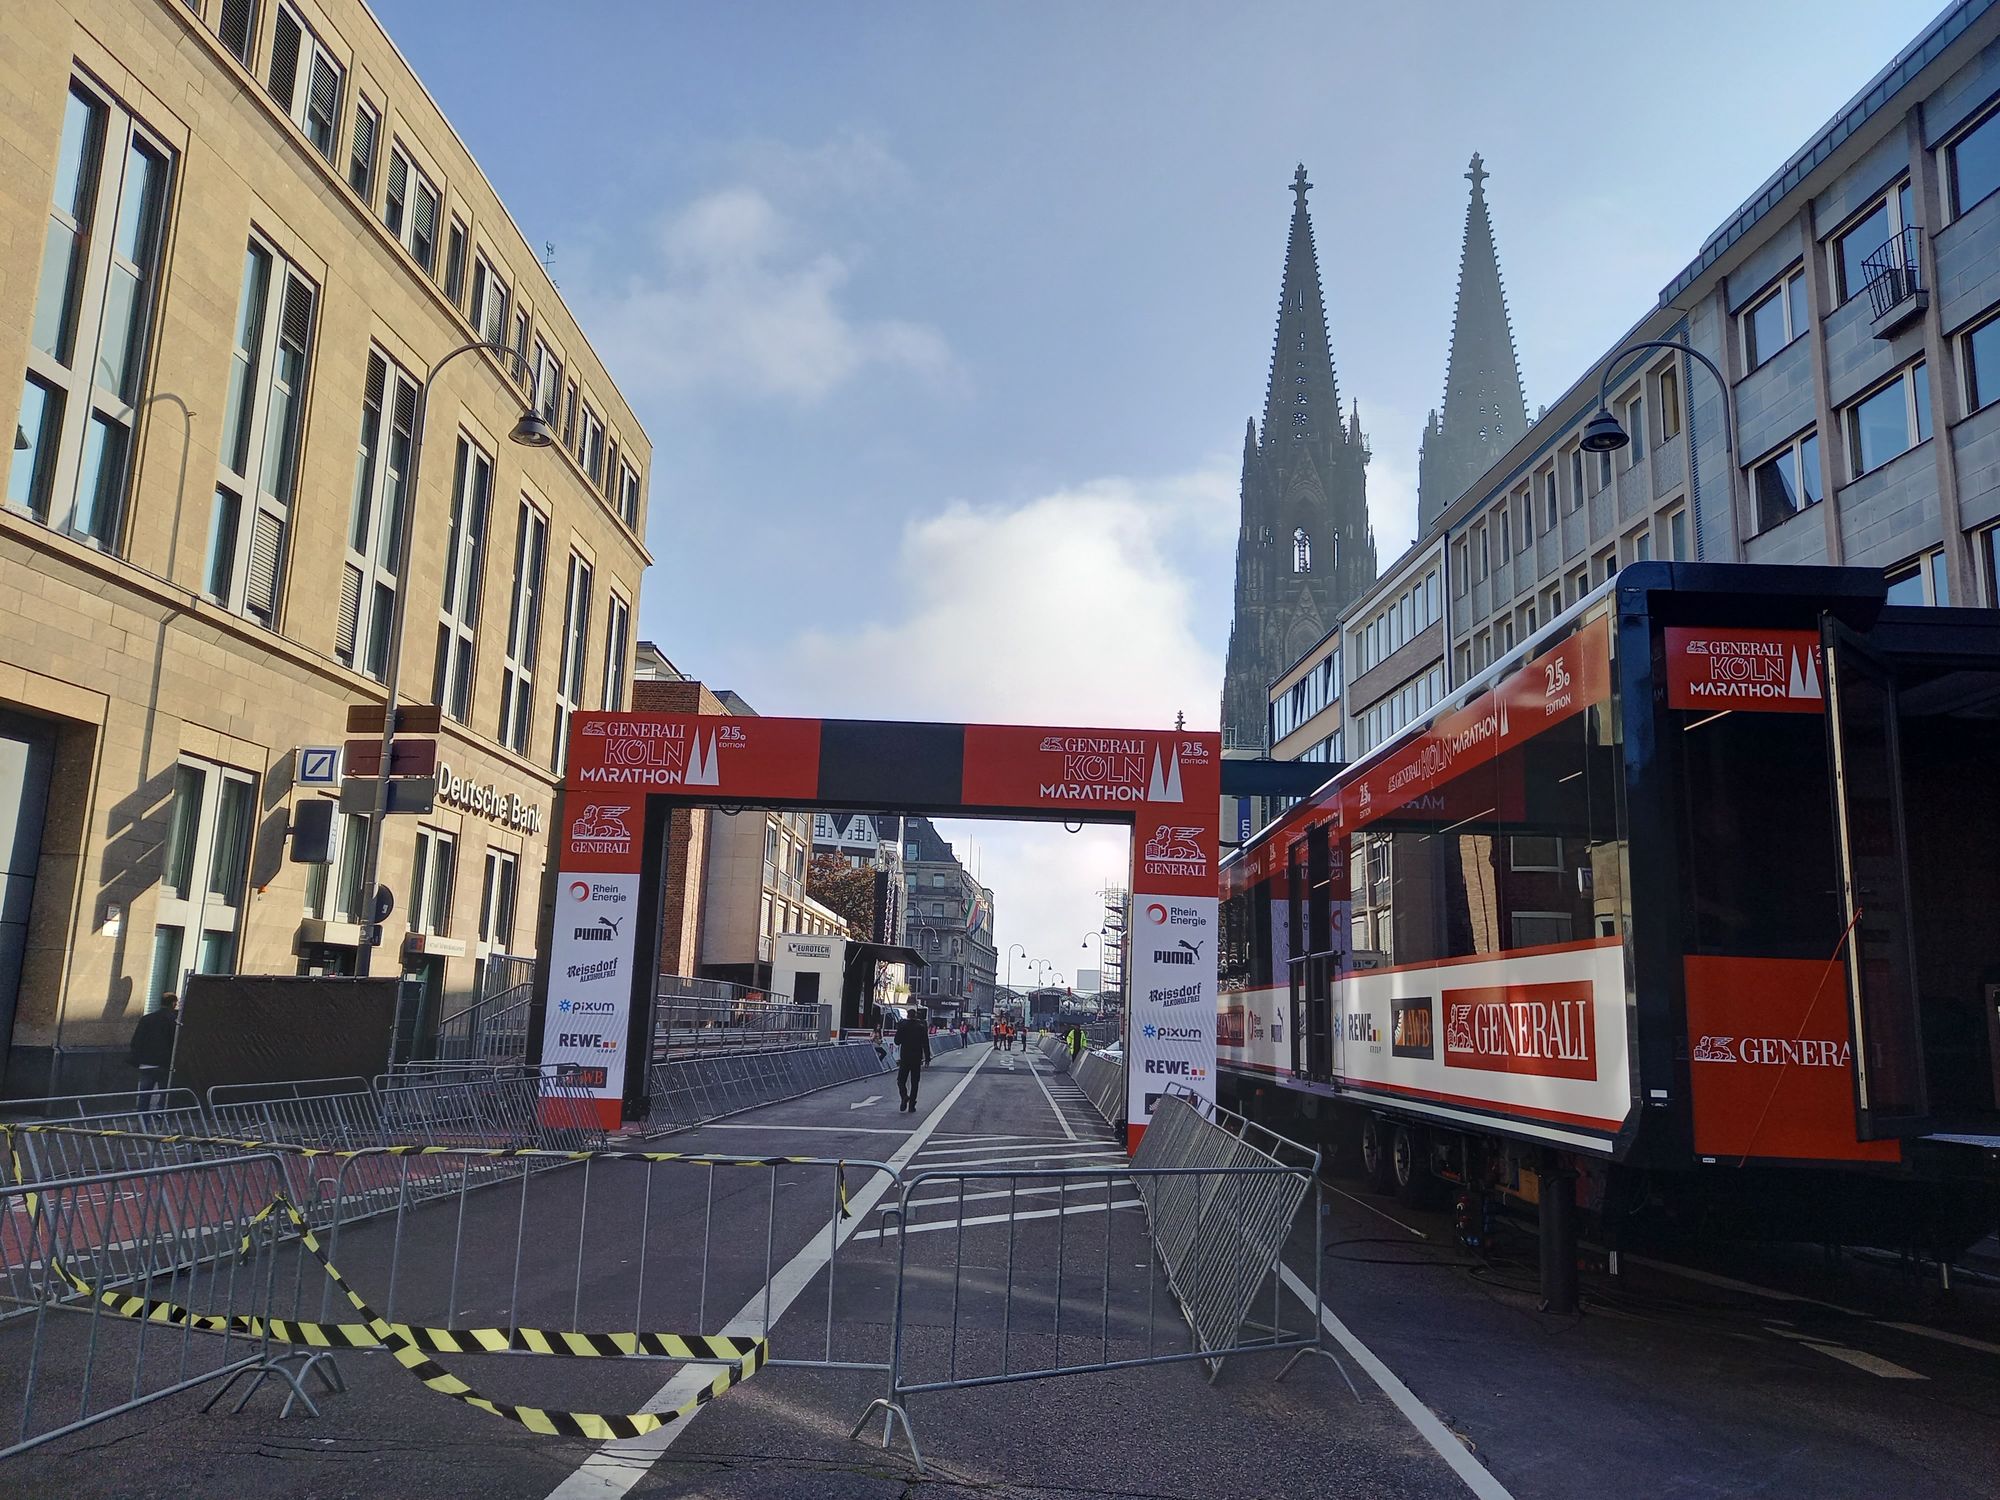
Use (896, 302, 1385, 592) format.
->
(1662, 505, 1688, 561)
(562, 379, 579, 447)
(443, 217, 468, 307)
(268, 4, 342, 161)
(384, 144, 440, 274)
(339, 350, 418, 678)
(1659, 366, 1682, 440)
(601, 592, 630, 710)
(1292, 527, 1311, 573)
(206, 239, 315, 624)
(305, 808, 367, 923)
(1599, 550, 1617, 583)
(1474, 523, 1489, 580)
(1541, 469, 1558, 529)
(1497, 509, 1510, 560)
(1568, 448, 1584, 511)
(432, 435, 491, 724)
(617, 461, 641, 528)
(1743, 268, 1807, 369)
(498, 500, 548, 755)
(1622, 394, 1645, 466)
(1833, 181, 1912, 304)
(1627, 527, 1652, 565)
(1884, 549, 1950, 607)
(410, 827, 457, 936)
(1515, 490, 1533, 547)
(348, 96, 378, 202)
(1962, 315, 2000, 412)
(9, 79, 172, 552)
(532, 339, 562, 421)
(1846, 362, 1931, 476)
(469, 255, 509, 346)
(478, 848, 519, 953)
(1751, 432, 1822, 533)
(580, 404, 606, 488)
(152, 758, 256, 1002)
(1948, 102, 2000, 217)
(1567, 567, 1588, 606)
(551, 552, 593, 771)
(218, 0, 258, 63)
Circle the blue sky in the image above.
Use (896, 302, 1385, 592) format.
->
(376, 0, 1943, 985)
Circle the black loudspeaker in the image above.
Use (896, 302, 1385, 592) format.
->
(289, 798, 335, 864)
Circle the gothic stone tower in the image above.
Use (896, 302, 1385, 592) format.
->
(1417, 154, 1528, 533)
(1220, 166, 1377, 751)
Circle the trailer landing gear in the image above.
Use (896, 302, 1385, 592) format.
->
(1539, 1149, 1579, 1316)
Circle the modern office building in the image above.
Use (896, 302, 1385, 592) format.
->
(901, 817, 996, 1020)
(1437, 0, 2000, 671)
(1, 0, 650, 1091)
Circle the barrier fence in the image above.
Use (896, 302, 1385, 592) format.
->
(644, 1042, 889, 1135)
(653, 998, 819, 1057)
(1071, 1048, 1126, 1128)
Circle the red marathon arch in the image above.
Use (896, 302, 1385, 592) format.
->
(530, 714, 1221, 1150)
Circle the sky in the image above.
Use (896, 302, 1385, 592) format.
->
(374, 0, 1943, 991)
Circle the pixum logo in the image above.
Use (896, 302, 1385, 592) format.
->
(570, 804, 632, 857)
(556, 998, 617, 1016)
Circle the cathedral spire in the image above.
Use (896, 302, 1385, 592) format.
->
(1417, 151, 1528, 532)
(1261, 165, 1343, 448)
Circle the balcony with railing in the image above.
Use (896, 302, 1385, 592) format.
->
(1861, 227, 1927, 337)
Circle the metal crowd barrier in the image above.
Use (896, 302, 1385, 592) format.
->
(0, 1153, 310, 1458)
(1071, 1048, 1126, 1128)
(652, 998, 820, 1057)
(643, 1042, 890, 1136)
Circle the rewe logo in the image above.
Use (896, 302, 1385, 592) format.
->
(1146, 746, 1183, 802)
(571, 804, 632, 856)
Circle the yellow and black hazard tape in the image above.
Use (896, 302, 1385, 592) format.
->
(4, 1123, 852, 1217)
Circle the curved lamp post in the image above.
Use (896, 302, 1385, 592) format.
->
(1578, 335, 1738, 560)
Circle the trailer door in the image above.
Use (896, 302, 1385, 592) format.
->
(1287, 843, 1306, 1079)
(1821, 618, 1931, 1138)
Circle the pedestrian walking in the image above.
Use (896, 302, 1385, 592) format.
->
(894, 1006, 933, 1113)
(129, 992, 178, 1110)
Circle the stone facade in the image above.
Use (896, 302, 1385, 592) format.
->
(900, 817, 996, 1019)
(0, 0, 650, 1092)
(1220, 166, 1377, 751)
(630, 656, 723, 980)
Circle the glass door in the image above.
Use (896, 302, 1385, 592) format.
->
(1822, 618, 1930, 1138)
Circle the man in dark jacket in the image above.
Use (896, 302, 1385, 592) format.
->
(894, 1007, 933, 1113)
(129, 992, 178, 1109)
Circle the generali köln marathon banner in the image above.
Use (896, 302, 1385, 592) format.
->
(549, 713, 1222, 1146)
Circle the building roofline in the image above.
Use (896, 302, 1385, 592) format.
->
(1657, 0, 1995, 309)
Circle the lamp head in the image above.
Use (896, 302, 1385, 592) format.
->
(1579, 407, 1629, 454)
(508, 409, 557, 449)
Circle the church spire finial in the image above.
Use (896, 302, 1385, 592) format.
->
(1465, 152, 1487, 193)
(1291, 163, 1311, 204)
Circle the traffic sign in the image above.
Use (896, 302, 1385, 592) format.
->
(373, 885, 395, 922)
(345, 703, 444, 735)
(363, 923, 384, 946)
(339, 775, 438, 816)
(343, 737, 438, 777)
(297, 746, 340, 786)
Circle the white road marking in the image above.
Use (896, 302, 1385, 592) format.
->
(849, 1095, 882, 1110)
(1278, 1263, 1517, 1500)
(914, 1138, 1082, 1158)
(1620, 1252, 1868, 1314)
(1028, 1058, 1078, 1141)
(888, 1180, 1137, 1213)
(1878, 1321, 2000, 1358)
(915, 1141, 1119, 1162)
(1325, 1182, 1430, 1241)
(909, 1150, 1127, 1173)
(847, 1197, 1143, 1242)
(542, 1048, 992, 1500)
(1803, 1342, 1927, 1380)
(699, 1123, 911, 1136)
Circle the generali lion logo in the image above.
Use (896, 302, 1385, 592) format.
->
(570, 804, 632, 856)
(1445, 1004, 1475, 1053)
(1692, 1035, 1736, 1063)
(1141, 825, 1206, 878)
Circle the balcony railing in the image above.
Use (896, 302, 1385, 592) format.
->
(1861, 227, 1927, 335)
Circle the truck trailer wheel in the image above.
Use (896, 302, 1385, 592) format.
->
(1392, 1123, 1436, 1207)
(1360, 1114, 1397, 1193)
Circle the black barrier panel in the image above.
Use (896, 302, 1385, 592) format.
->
(816, 719, 964, 809)
(175, 975, 397, 1094)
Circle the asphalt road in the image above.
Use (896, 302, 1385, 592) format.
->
(5, 1039, 1999, 1499)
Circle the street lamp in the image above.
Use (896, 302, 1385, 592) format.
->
(1007, 942, 1027, 996)
(356, 338, 551, 981)
(1578, 334, 1738, 557)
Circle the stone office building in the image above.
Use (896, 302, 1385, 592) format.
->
(1437, 0, 2000, 673)
(1, 0, 650, 1092)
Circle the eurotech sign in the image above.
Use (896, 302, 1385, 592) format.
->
(534, 714, 1221, 1145)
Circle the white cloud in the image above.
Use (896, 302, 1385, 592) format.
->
(735, 463, 1234, 1000)
(569, 139, 951, 404)
(756, 466, 1234, 727)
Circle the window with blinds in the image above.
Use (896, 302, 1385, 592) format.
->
(444, 217, 468, 306)
(348, 97, 378, 201)
(601, 592, 630, 711)
(340, 349, 419, 680)
(470, 255, 509, 346)
(267, 4, 342, 163)
(218, 0, 258, 63)
(497, 500, 547, 755)
(551, 553, 593, 772)
(384, 144, 441, 274)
